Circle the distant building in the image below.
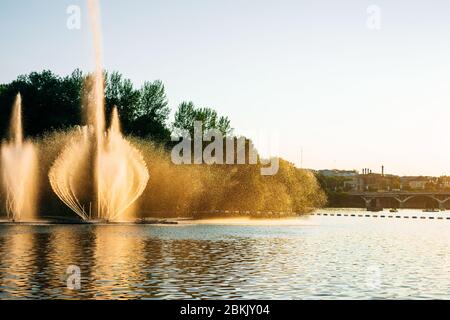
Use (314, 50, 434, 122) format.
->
(318, 169, 358, 177)
(439, 178, 450, 189)
(409, 181, 427, 190)
(400, 176, 433, 190)
(343, 178, 359, 191)
(316, 169, 359, 192)
(317, 168, 449, 193)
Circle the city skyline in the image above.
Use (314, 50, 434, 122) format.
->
(2, 0, 450, 176)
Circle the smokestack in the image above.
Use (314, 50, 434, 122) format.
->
(382, 165, 384, 176)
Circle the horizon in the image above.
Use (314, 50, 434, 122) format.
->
(2, 0, 450, 176)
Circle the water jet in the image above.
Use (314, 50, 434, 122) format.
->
(49, 0, 149, 222)
(1, 94, 38, 222)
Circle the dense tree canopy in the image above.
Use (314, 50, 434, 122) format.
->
(0, 69, 228, 144)
(103, 72, 171, 142)
(0, 70, 82, 137)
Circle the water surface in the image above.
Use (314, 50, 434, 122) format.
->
(1, 208, 450, 299)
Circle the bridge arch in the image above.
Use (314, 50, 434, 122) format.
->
(351, 192, 450, 210)
(394, 194, 442, 209)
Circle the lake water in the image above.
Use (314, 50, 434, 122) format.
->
(1, 208, 450, 299)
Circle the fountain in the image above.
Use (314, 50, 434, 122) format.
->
(1, 94, 38, 221)
(48, 0, 149, 222)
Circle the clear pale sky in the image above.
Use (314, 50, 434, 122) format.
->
(1, 0, 450, 176)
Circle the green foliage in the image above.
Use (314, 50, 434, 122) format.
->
(132, 80, 171, 142)
(173, 101, 232, 136)
(0, 70, 233, 144)
(0, 70, 82, 137)
(0, 70, 174, 143)
(104, 72, 171, 142)
(104, 71, 140, 128)
(137, 80, 170, 122)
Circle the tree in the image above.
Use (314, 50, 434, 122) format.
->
(0, 70, 82, 138)
(137, 80, 169, 122)
(172, 101, 232, 136)
(104, 71, 140, 130)
(104, 73, 170, 142)
(131, 80, 171, 142)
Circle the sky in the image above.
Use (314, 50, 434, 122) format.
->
(1, 0, 450, 176)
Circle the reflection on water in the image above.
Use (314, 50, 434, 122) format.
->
(1, 208, 450, 299)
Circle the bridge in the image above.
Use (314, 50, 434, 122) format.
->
(348, 191, 450, 210)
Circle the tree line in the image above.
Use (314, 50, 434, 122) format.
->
(0, 69, 231, 144)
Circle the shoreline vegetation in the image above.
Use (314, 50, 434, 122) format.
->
(0, 70, 326, 219)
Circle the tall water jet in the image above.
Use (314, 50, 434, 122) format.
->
(49, 0, 149, 221)
(1, 94, 38, 221)
(86, 0, 106, 216)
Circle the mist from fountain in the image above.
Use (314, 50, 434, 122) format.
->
(48, 0, 149, 221)
(1, 94, 38, 221)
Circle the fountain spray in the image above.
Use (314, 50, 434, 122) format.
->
(49, 0, 149, 222)
(1, 94, 38, 221)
